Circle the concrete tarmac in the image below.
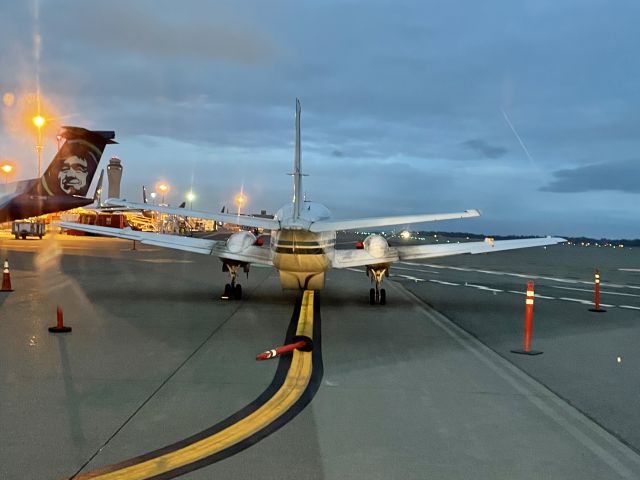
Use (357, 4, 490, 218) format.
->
(385, 244, 640, 456)
(1, 235, 639, 479)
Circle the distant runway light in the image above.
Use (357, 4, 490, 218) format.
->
(617, 356, 622, 364)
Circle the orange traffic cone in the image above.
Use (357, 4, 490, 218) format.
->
(1, 258, 14, 292)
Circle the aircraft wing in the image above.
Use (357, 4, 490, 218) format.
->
(104, 199, 281, 231)
(332, 236, 565, 268)
(57, 222, 273, 265)
(309, 209, 481, 233)
(396, 236, 566, 261)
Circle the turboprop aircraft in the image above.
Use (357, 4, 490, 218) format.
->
(60, 100, 564, 304)
(0, 127, 115, 223)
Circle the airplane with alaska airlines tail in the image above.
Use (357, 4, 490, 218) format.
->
(60, 100, 564, 304)
(0, 126, 115, 223)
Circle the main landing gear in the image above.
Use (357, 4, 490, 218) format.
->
(221, 261, 249, 300)
(367, 265, 389, 305)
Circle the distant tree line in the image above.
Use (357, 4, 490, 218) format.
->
(417, 231, 640, 246)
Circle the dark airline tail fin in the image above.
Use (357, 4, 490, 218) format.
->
(93, 170, 105, 205)
(33, 126, 116, 198)
(142, 185, 148, 204)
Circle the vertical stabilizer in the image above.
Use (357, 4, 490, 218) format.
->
(33, 126, 116, 198)
(93, 169, 104, 206)
(292, 98, 303, 220)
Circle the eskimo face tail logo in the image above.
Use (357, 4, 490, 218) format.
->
(40, 140, 101, 197)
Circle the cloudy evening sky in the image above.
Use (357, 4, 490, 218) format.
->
(1, 0, 639, 237)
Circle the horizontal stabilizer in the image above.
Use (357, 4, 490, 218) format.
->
(332, 236, 565, 268)
(396, 237, 566, 261)
(60, 126, 117, 144)
(309, 209, 481, 233)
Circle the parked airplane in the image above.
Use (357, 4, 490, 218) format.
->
(60, 101, 564, 304)
(0, 127, 116, 223)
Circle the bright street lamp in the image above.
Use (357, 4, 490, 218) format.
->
(0, 162, 13, 184)
(32, 115, 45, 128)
(32, 114, 46, 177)
(157, 183, 169, 204)
(235, 193, 247, 216)
(186, 191, 195, 209)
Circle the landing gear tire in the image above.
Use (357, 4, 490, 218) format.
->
(234, 284, 242, 300)
(369, 288, 376, 305)
(222, 283, 232, 300)
(379, 288, 386, 305)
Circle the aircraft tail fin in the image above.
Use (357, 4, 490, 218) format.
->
(34, 126, 116, 198)
(290, 98, 304, 221)
(142, 185, 148, 204)
(93, 170, 105, 206)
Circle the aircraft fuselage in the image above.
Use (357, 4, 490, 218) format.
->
(0, 193, 93, 223)
(271, 201, 336, 289)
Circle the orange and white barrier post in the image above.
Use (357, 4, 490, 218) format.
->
(1, 259, 14, 292)
(511, 281, 543, 356)
(588, 269, 607, 313)
(48, 306, 72, 333)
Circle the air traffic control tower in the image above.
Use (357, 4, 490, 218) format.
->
(107, 156, 123, 199)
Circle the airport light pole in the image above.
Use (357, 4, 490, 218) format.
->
(235, 193, 246, 216)
(32, 114, 45, 177)
(150, 192, 157, 205)
(0, 163, 13, 184)
(157, 183, 169, 205)
(186, 191, 195, 209)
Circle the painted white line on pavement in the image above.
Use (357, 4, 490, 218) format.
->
(345, 268, 366, 273)
(507, 291, 555, 300)
(557, 298, 615, 308)
(395, 284, 640, 478)
(392, 265, 440, 275)
(429, 279, 460, 286)
(404, 262, 640, 291)
(560, 297, 594, 305)
(549, 285, 640, 298)
(465, 283, 503, 293)
(393, 274, 425, 282)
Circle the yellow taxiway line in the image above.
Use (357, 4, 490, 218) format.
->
(79, 291, 315, 480)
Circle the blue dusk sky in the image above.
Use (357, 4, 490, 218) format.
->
(1, 1, 638, 237)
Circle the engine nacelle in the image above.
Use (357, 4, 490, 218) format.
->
(363, 234, 389, 258)
(226, 231, 257, 253)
